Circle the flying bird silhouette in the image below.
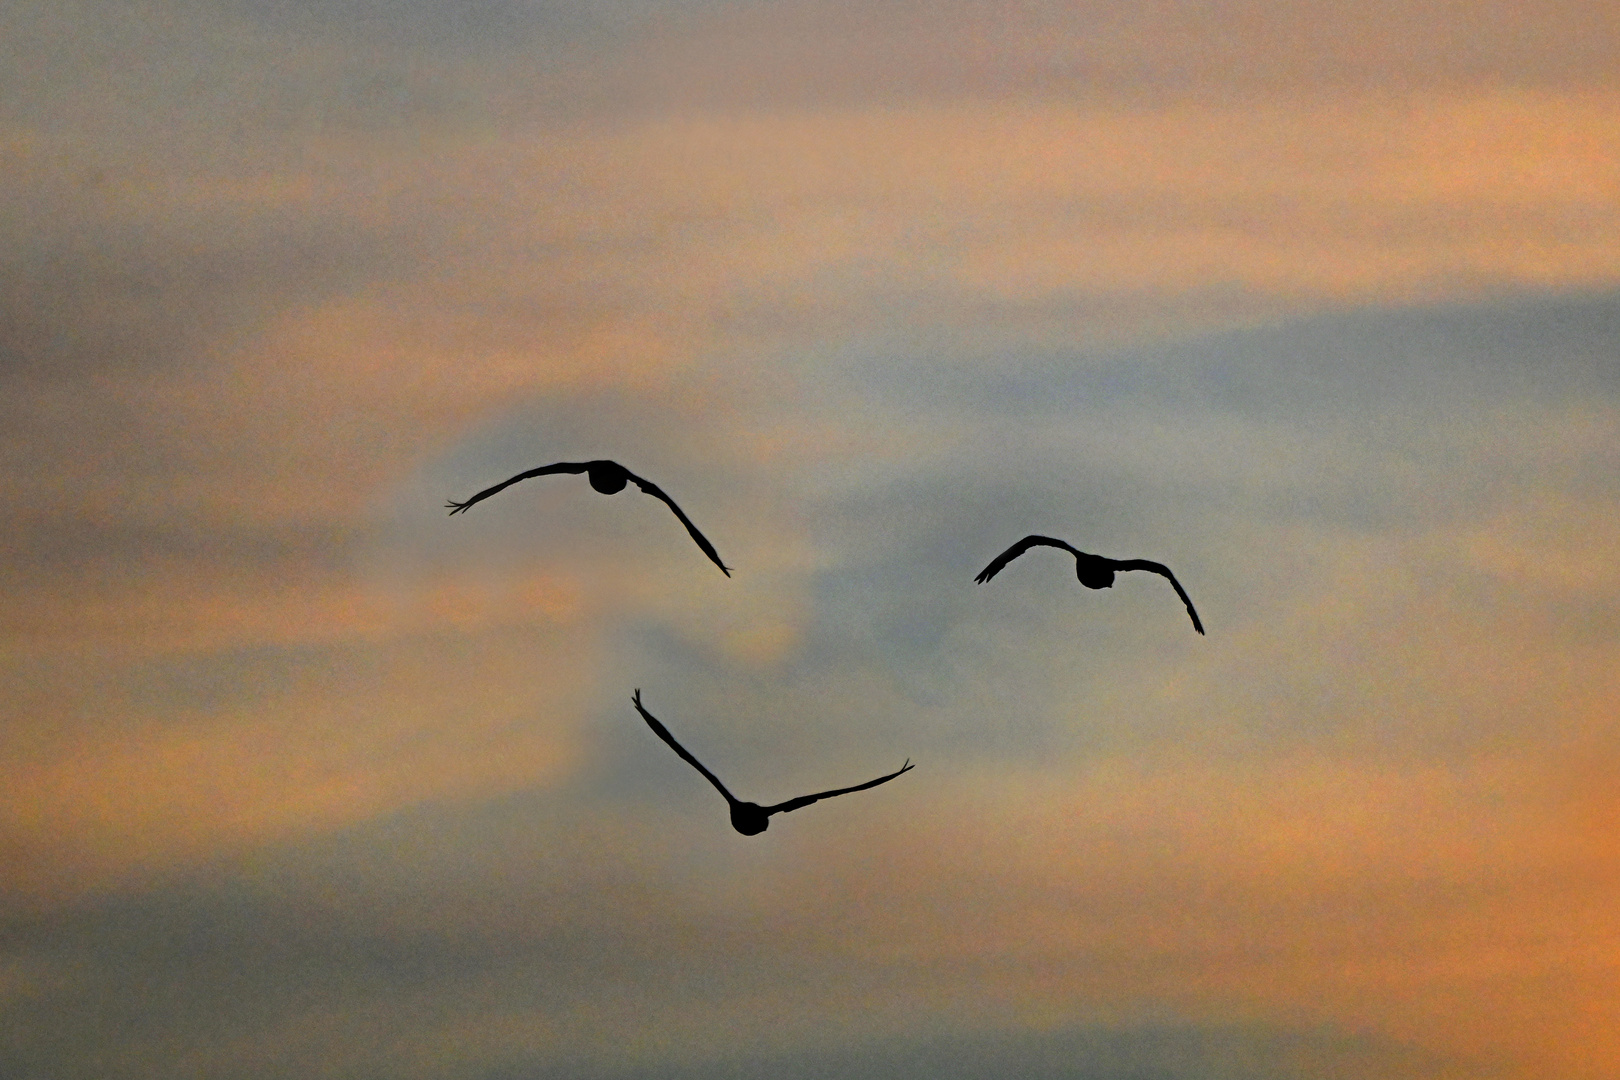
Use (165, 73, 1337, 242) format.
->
(446, 459, 731, 576)
(631, 690, 913, 836)
(974, 535, 1204, 634)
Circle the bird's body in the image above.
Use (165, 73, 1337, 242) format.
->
(631, 690, 912, 836)
(975, 534, 1204, 634)
(446, 459, 731, 576)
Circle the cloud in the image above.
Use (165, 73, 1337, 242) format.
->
(5, 3, 1620, 1076)
(5, 743, 1613, 1078)
(11, 283, 1615, 902)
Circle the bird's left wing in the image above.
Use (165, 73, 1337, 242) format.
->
(623, 471, 732, 576)
(763, 760, 914, 816)
(1116, 559, 1205, 634)
(445, 461, 588, 514)
(974, 535, 1080, 583)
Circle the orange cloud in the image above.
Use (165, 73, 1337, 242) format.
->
(0, 621, 594, 907)
(724, 750, 1620, 1078)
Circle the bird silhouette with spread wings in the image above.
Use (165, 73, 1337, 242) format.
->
(446, 459, 730, 576)
(632, 690, 913, 835)
(975, 535, 1204, 634)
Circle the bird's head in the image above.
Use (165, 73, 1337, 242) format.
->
(587, 461, 629, 495)
(1076, 559, 1115, 590)
(729, 802, 770, 836)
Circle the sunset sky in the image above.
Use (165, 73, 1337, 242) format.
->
(3, 0, 1619, 1077)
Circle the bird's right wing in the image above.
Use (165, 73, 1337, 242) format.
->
(621, 471, 732, 577)
(632, 690, 739, 804)
(445, 461, 588, 514)
(974, 535, 1080, 583)
(763, 760, 914, 815)
(1116, 559, 1205, 635)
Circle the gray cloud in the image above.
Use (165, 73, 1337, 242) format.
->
(845, 290, 1620, 423)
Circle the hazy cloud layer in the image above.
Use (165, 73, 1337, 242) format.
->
(4, 0, 1619, 1077)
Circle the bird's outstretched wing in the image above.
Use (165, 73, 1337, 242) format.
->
(632, 690, 739, 805)
(622, 469, 732, 577)
(445, 461, 589, 514)
(1115, 559, 1205, 635)
(762, 760, 914, 816)
(974, 535, 1081, 583)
